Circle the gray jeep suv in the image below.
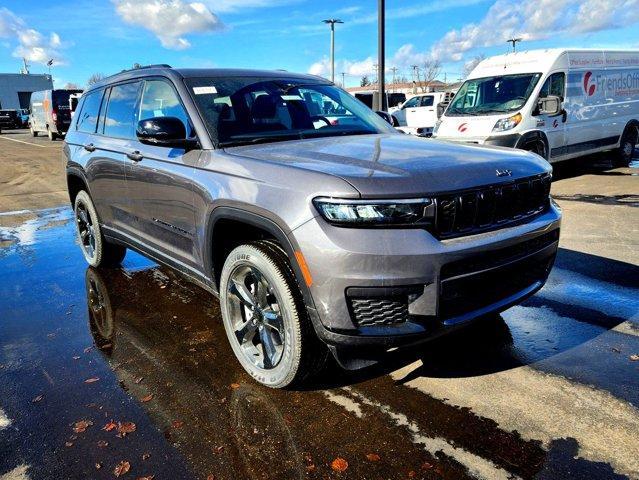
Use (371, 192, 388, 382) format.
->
(65, 65, 561, 388)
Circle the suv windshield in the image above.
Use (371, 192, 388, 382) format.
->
(186, 76, 394, 147)
(446, 73, 541, 116)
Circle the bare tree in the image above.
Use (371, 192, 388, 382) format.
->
(421, 60, 442, 92)
(462, 54, 486, 79)
(63, 82, 80, 89)
(87, 73, 106, 86)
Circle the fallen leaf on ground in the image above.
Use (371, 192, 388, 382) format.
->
(136, 476, 154, 480)
(83, 346, 93, 353)
(117, 422, 137, 435)
(103, 421, 117, 432)
(366, 453, 380, 462)
(114, 461, 130, 477)
(134, 377, 144, 384)
(421, 462, 433, 470)
(65, 441, 74, 447)
(213, 446, 224, 454)
(141, 453, 150, 461)
(32, 395, 44, 403)
(206, 475, 215, 480)
(330, 458, 348, 472)
(96, 463, 102, 470)
(171, 420, 184, 429)
(100, 343, 113, 350)
(630, 354, 639, 361)
(140, 394, 153, 403)
(230, 383, 240, 389)
(73, 420, 94, 433)
(408, 471, 416, 478)
(97, 440, 109, 448)
(84, 377, 100, 384)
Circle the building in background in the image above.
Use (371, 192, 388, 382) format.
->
(0, 73, 53, 110)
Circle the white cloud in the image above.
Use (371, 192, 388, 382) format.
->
(430, 0, 639, 61)
(203, 0, 300, 13)
(309, 56, 375, 78)
(0, 7, 67, 65)
(112, 0, 224, 50)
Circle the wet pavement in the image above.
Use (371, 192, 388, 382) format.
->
(1, 150, 639, 479)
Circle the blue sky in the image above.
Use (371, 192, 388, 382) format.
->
(1, 0, 638, 88)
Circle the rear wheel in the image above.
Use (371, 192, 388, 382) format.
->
(613, 127, 637, 167)
(74, 191, 126, 267)
(219, 241, 326, 388)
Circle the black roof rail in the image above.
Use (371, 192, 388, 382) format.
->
(118, 64, 172, 74)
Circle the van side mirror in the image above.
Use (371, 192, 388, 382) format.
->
(538, 95, 562, 116)
(136, 117, 196, 149)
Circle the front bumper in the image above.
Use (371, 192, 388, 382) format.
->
(434, 133, 521, 148)
(291, 203, 561, 349)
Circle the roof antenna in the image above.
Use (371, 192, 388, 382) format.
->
(507, 38, 522, 53)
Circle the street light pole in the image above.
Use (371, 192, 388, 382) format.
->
(378, 0, 386, 111)
(322, 19, 343, 83)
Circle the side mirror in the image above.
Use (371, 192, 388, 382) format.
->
(376, 110, 399, 127)
(397, 101, 404, 109)
(538, 95, 562, 116)
(136, 117, 195, 149)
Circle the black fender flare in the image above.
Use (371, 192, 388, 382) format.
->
(204, 206, 318, 315)
(66, 167, 92, 204)
(515, 130, 550, 159)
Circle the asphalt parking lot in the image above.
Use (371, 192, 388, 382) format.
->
(0, 129, 638, 480)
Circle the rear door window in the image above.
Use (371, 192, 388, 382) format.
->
(76, 90, 104, 133)
(103, 81, 142, 139)
(420, 96, 434, 107)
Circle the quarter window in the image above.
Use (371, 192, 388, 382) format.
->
(139, 80, 191, 134)
(103, 81, 142, 139)
(76, 90, 104, 133)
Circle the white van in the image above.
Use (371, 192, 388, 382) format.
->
(433, 49, 639, 166)
(391, 91, 455, 137)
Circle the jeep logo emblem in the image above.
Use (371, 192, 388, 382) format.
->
(496, 169, 512, 177)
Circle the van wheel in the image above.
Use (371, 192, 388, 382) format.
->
(613, 127, 637, 167)
(30, 126, 38, 137)
(523, 139, 548, 160)
(219, 241, 327, 388)
(74, 191, 126, 267)
(47, 127, 56, 141)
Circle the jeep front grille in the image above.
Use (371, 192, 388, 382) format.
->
(434, 174, 552, 239)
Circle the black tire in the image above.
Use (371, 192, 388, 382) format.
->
(613, 126, 637, 167)
(522, 139, 548, 160)
(30, 126, 38, 137)
(74, 191, 126, 267)
(219, 241, 327, 388)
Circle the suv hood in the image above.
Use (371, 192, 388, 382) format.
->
(225, 134, 550, 197)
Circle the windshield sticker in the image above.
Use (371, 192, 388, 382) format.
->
(281, 95, 304, 101)
(193, 86, 218, 95)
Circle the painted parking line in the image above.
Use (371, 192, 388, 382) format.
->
(0, 135, 53, 148)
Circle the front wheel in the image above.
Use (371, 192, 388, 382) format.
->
(613, 127, 637, 167)
(30, 126, 38, 137)
(74, 191, 126, 267)
(219, 242, 326, 388)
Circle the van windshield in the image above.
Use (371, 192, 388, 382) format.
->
(186, 77, 395, 147)
(446, 73, 541, 116)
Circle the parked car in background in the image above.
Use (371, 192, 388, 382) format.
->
(65, 65, 560, 388)
(30, 88, 83, 140)
(0, 109, 21, 130)
(434, 49, 639, 166)
(354, 91, 406, 110)
(392, 91, 455, 137)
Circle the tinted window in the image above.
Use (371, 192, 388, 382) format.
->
(539, 73, 565, 99)
(76, 90, 104, 133)
(53, 90, 83, 108)
(139, 80, 190, 134)
(403, 96, 420, 108)
(420, 96, 434, 107)
(103, 82, 141, 139)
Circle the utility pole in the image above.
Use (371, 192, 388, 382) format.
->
(322, 19, 344, 83)
(341, 72, 346, 87)
(21, 57, 30, 75)
(507, 38, 522, 52)
(390, 66, 398, 90)
(378, 0, 387, 111)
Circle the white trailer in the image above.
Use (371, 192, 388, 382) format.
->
(433, 49, 639, 166)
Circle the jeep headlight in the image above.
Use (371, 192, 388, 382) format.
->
(313, 197, 434, 227)
(492, 113, 522, 132)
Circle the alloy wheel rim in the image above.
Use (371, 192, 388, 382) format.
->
(76, 203, 96, 259)
(623, 141, 633, 158)
(227, 265, 285, 370)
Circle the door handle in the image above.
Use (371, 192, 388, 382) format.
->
(127, 151, 143, 162)
(83, 143, 96, 152)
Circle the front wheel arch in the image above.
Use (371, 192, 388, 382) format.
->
(516, 131, 550, 160)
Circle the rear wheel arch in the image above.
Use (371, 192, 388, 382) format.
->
(206, 207, 316, 312)
(67, 170, 91, 206)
